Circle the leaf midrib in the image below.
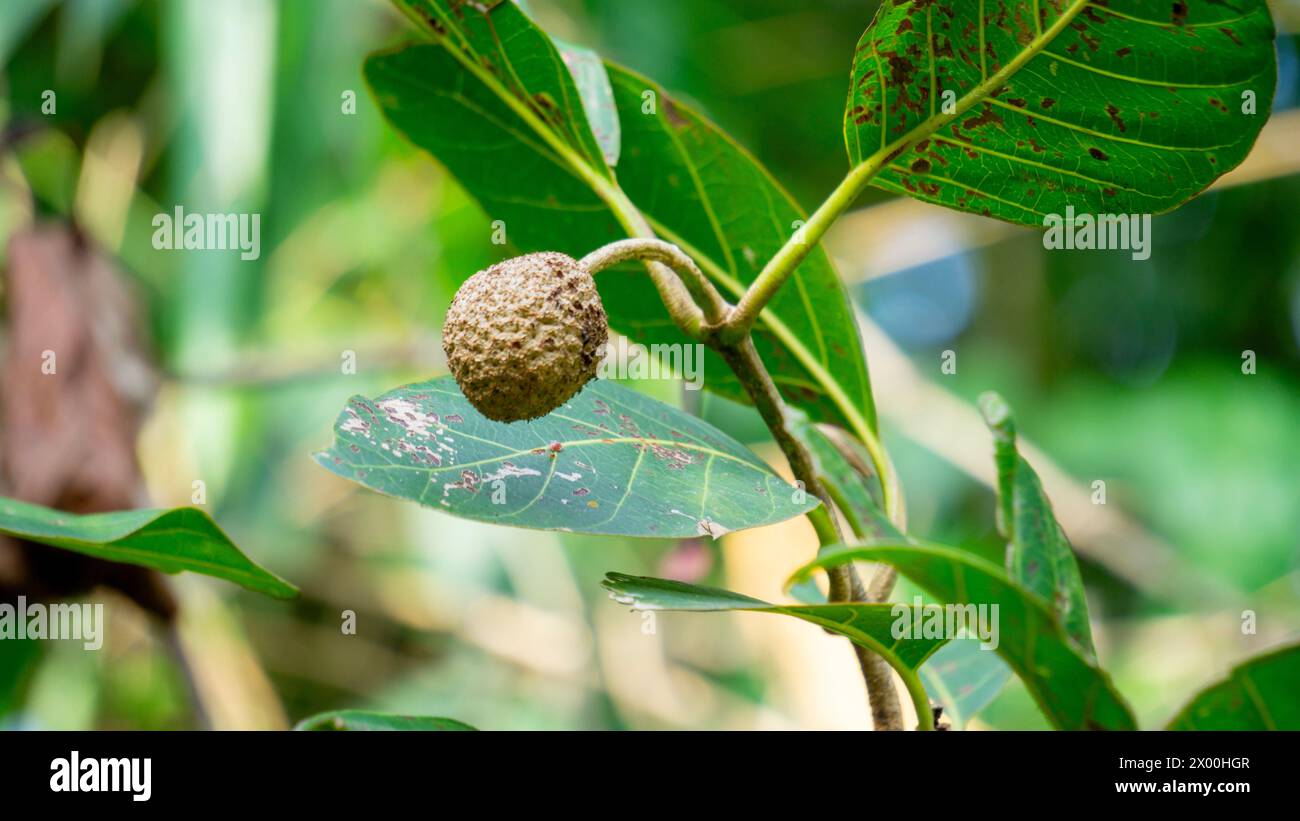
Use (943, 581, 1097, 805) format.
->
(1238, 669, 1278, 730)
(416, 0, 605, 172)
(332, 434, 769, 475)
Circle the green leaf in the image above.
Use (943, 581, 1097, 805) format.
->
(365, 0, 879, 442)
(554, 37, 621, 167)
(791, 543, 1136, 730)
(0, 636, 41, 720)
(295, 710, 476, 731)
(602, 571, 945, 725)
(979, 392, 1094, 657)
(0, 496, 297, 599)
(602, 571, 947, 671)
(845, 0, 1276, 225)
(364, 43, 618, 261)
(390, 0, 610, 177)
(919, 638, 1012, 730)
(787, 410, 897, 541)
(1167, 643, 1300, 730)
(314, 377, 817, 538)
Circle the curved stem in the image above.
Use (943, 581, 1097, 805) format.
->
(900, 663, 936, 731)
(580, 238, 730, 328)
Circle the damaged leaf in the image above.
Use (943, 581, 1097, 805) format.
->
(314, 377, 817, 538)
(845, 0, 1276, 224)
(389, 0, 610, 176)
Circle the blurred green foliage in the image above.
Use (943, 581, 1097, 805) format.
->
(0, 0, 1296, 730)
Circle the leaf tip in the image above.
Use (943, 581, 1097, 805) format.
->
(977, 391, 1015, 439)
(600, 572, 657, 609)
(267, 578, 302, 600)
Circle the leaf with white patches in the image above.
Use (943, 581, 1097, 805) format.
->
(314, 377, 817, 538)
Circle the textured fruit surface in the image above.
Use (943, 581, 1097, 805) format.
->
(443, 252, 608, 422)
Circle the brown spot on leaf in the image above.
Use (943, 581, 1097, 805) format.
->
(962, 104, 1004, 131)
(1105, 104, 1127, 132)
(662, 94, 688, 128)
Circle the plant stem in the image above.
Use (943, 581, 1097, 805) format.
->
(591, 239, 922, 729)
(716, 337, 908, 729)
(580, 238, 729, 327)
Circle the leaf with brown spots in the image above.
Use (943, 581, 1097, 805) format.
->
(845, 0, 1276, 225)
(315, 377, 817, 538)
